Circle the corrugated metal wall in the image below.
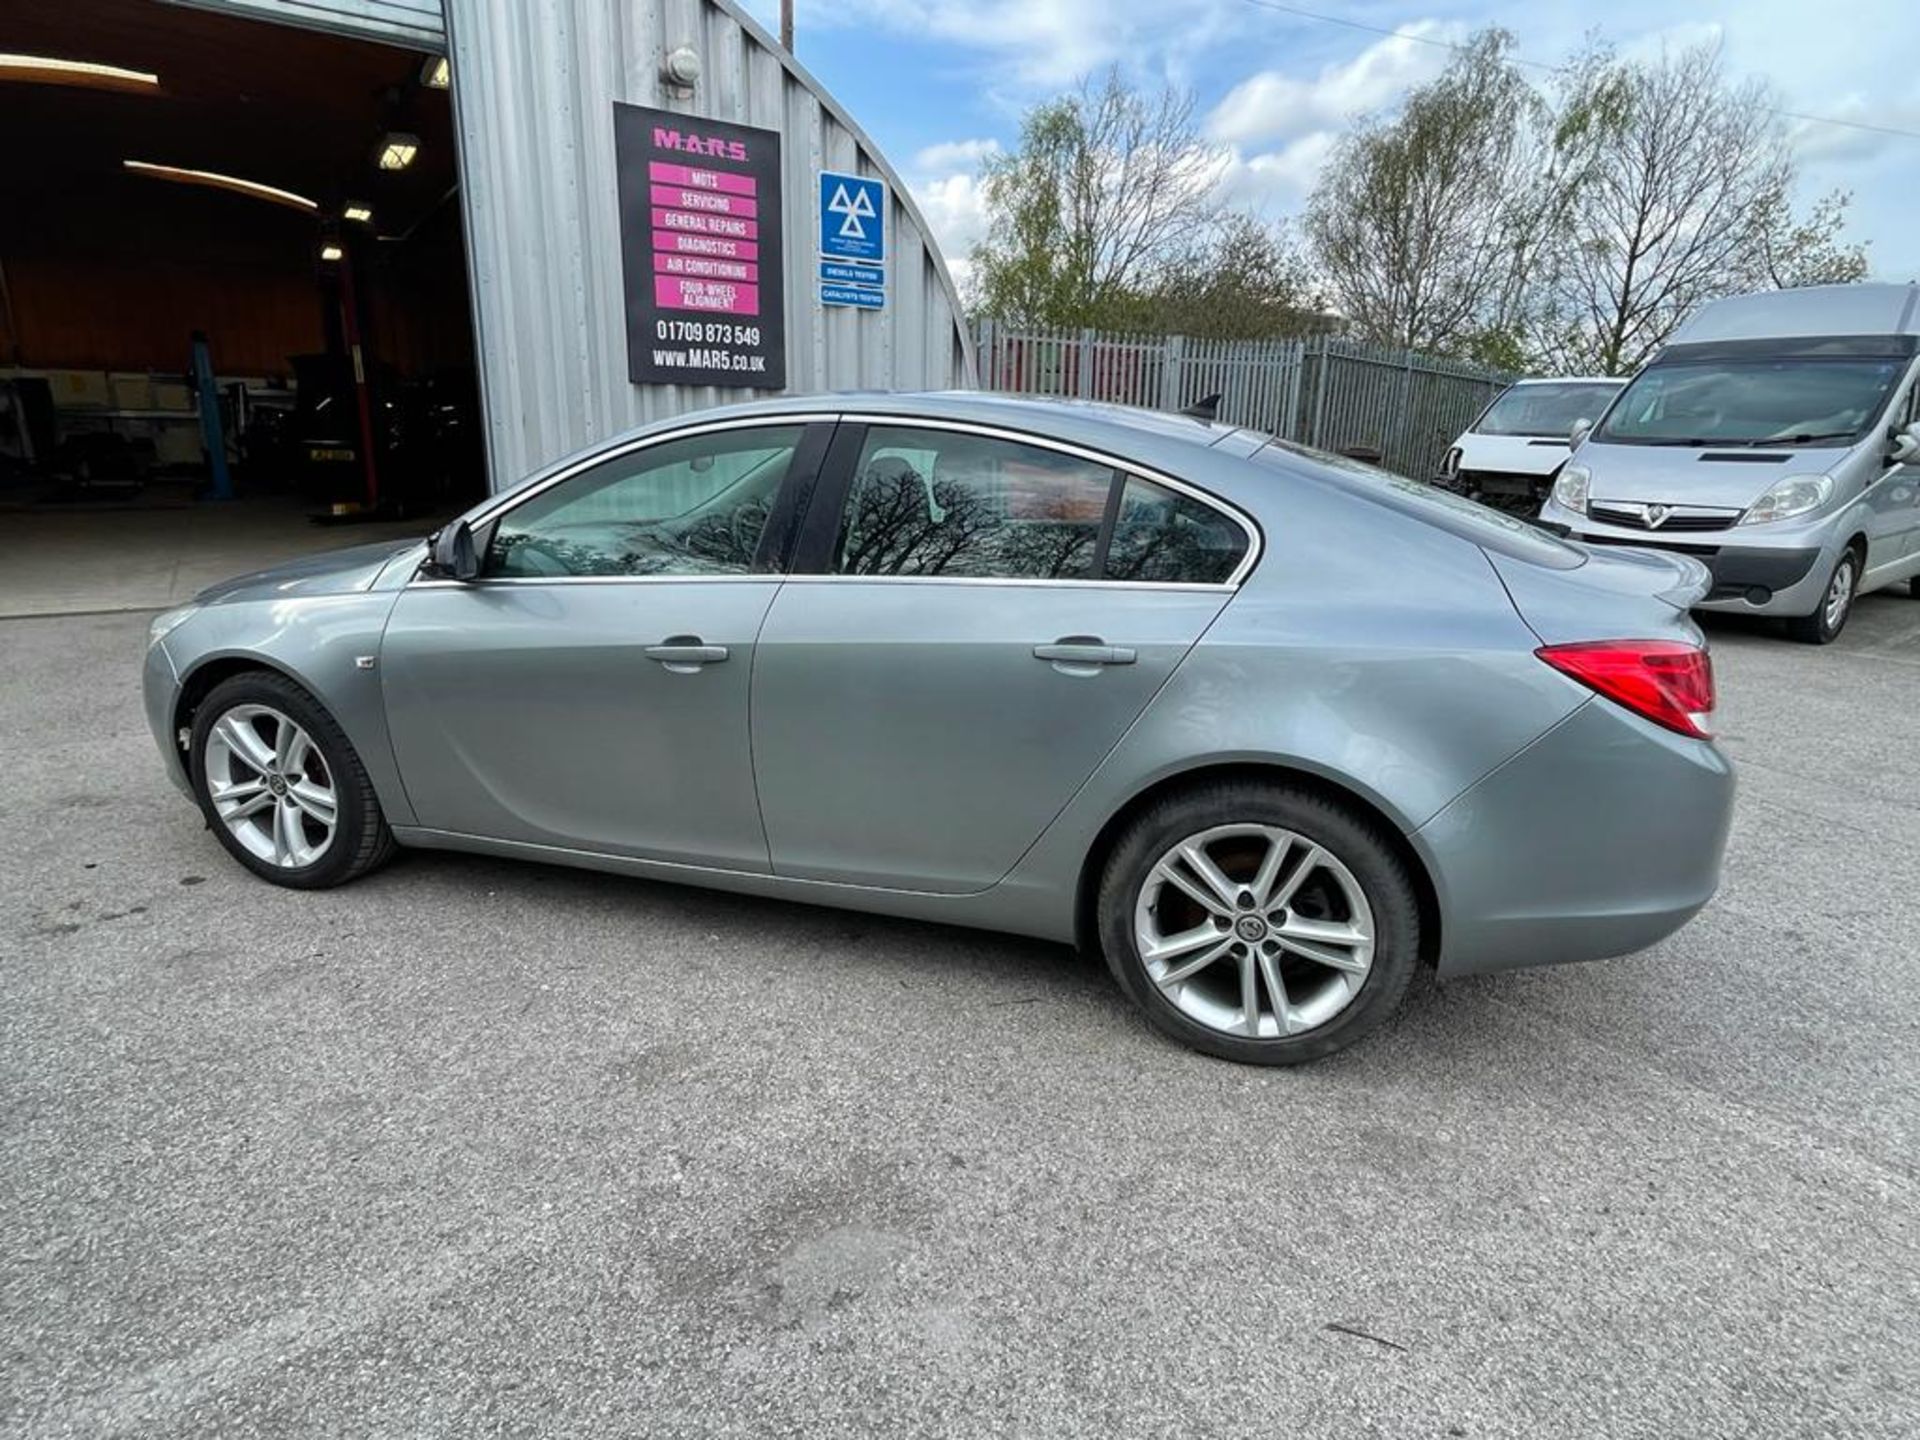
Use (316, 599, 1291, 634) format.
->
(165, 0, 446, 50)
(444, 0, 973, 488)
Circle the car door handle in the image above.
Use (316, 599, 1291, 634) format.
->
(644, 639, 729, 672)
(1033, 639, 1137, 669)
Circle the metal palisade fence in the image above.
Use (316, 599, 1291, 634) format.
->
(974, 321, 1512, 480)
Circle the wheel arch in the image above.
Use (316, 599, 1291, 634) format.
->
(172, 654, 310, 748)
(1072, 760, 1444, 968)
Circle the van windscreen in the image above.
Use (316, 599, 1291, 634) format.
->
(1596, 357, 1905, 447)
(1475, 382, 1620, 437)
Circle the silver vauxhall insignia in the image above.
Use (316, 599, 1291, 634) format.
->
(144, 393, 1734, 1063)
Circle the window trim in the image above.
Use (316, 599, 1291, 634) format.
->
(411, 414, 838, 588)
(790, 414, 1263, 589)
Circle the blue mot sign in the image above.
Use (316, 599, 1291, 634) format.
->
(819, 171, 885, 263)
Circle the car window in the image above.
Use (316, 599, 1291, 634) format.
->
(1104, 476, 1250, 584)
(834, 426, 1113, 579)
(487, 426, 802, 577)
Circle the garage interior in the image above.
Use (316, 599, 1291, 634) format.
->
(0, 0, 482, 614)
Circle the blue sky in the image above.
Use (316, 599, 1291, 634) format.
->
(737, 0, 1920, 287)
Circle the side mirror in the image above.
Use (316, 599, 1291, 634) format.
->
(427, 519, 480, 581)
(1569, 417, 1593, 450)
(1890, 421, 1920, 467)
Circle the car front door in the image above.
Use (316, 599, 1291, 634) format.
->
(749, 419, 1257, 894)
(380, 418, 832, 869)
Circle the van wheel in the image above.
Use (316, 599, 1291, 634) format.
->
(1785, 551, 1858, 645)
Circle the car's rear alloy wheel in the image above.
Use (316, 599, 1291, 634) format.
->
(190, 671, 397, 889)
(1099, 784, 1420, 1064)
(1134, 824, 1375, 1039)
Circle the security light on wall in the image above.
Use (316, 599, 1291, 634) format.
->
(421, 55, 450, 89)
(319, 242, 344, 262)
(662, 46, 701, 91)
(376, 133, 420, 171)
(342, 203, 374, 223)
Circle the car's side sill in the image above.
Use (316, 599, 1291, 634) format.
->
(389, 826, 1066, 942)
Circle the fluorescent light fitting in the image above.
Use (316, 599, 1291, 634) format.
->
(0, 52, 158, 92)
(320, 243, 344, 262)
(123, 160, 317, 211)
(421, 55, 450, 89)
(342, 204, 374, 223)
(377, 133, 420, 171)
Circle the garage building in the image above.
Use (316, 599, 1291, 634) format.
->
(0, 0, 970, 565)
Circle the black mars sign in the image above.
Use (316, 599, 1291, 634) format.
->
(614, 103, 787, 390)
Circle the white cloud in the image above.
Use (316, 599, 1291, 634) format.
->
(1615, 20, 1723, 65)
(1206, 20, 1461, 145)
(902, 137, 1001, 279)
(1214, 131, 1340, 211)
(829, 0, 1138, 87)
(912, 170, 992, 259)
(912, 137, 1002, 173)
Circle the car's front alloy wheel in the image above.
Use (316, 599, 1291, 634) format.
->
(189, 671, 397, 889)
(1099, 783, 1420, 1064)
(204, 703, 338, 869)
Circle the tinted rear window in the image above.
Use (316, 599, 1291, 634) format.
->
(1250, 438, 1584, 570)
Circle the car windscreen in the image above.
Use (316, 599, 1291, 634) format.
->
(1250, 438, 1584, 570)
(1595, 356, 1906, 447)
(1474, 382, 1620, 437)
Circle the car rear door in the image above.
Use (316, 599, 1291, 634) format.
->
(380, 417, 832, 869)
(748, 418, 1256, 894)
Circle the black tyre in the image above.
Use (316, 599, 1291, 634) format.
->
(1097, 781, 1422, 1065)
(1784, 548, 1859, 645)
(1908, 574, 1919, 599)
(189, 670, 397, 889)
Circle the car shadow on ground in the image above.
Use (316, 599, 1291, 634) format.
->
(359, 845, 1556, 1077)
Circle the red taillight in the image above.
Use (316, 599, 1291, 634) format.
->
(1535, 640, 1715, 739)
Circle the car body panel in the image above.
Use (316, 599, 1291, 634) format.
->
(1415, 698, 1734, 976)
(151, 591, 416, 826)
(1488, 544, 1710, 646)
(192, 537, 418, 604)
(380, 578, 780, 870)
(751, 578, 1230, 893)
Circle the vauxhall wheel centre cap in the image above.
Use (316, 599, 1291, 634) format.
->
(1235, 915, 1268, 943)
(268, 775, 288, 796)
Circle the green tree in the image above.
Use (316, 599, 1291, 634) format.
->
(1303, 30, 1593, 356)
(1124, 216, 1327, 340)
(1537, 43, 1866, 374)
(972, 70, 1229, 328)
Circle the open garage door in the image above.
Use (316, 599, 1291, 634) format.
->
(0, 0, 482, 618)
(163, 0, 444, 51)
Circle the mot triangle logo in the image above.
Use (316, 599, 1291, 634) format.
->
(827, 181, 876, 240)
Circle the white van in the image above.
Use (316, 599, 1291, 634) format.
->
(1539, 283, 1920, 643)
(1438, 377, 1625, 512)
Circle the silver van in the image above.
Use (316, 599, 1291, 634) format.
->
(1539, 283, 1920, 643)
